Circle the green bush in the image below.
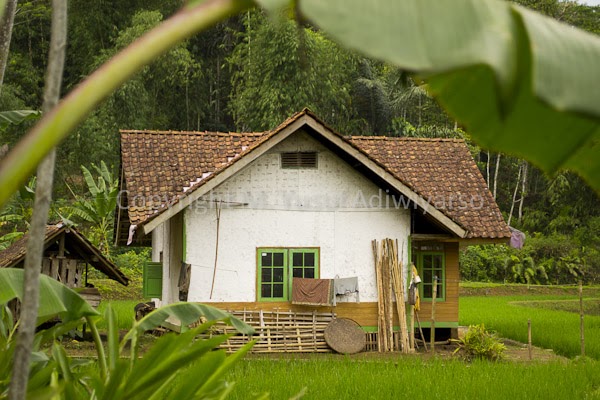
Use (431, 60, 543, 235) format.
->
(453, 324, 505, 361)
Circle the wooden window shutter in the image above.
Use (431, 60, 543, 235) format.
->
(143, 261, 163, 298)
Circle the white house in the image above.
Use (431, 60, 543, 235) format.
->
(114, 109, 510, 342)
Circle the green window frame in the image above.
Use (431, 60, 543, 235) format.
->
(257, 248, 319, 301)
(413, 252, 445, 301)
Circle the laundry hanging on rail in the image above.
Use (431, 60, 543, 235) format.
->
(292, 277, 333, 306)
(332, 277, 359, 305)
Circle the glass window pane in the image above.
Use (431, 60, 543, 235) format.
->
(262, 268, 272, 282)
(273, 268, 284, 282)
(261, 253, 272, 267)
(273, 284, 283, 297)
(423, 269, 432, 283)
(434, 256, 442, 269)
(436, 283, 443, 296)
(423, 285, 432, 298)
(273, 253, 284, 266)
(423, 256, 432, 269)
(261, 284, 272, 298)
(304, 268, 315, 279)
(293, 268, 303, 278)
(293, 252, 303, 267)
(304, 252, 315, 266)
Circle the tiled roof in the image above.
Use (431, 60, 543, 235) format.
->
(0, 223, 129, 285)
(347, 136, 510, 239)
(117, 110, 510, 240)
(0, 225, 63, 268)
(119, 130, 267, 225)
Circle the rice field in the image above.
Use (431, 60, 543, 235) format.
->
(459, 295, 600, 359)
(96, 300, 139, 331)
(224, 356, 600, 399)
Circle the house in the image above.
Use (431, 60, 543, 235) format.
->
(114, 109, 510, 348)
(0, 223, 129, 312)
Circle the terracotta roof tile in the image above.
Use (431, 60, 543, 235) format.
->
(118, 110, 510, 240)
(346, 136, 510, 238)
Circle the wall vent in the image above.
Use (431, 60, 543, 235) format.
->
(281, 152, 318, 169)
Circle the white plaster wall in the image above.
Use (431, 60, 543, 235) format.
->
(151, 224, 163, 263)
(182, 131, 410, 303)
(150, 222, 168, 306)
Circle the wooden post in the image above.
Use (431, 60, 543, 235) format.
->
(528, 319, 532, 361)
(415, 312, 427, 352)
(58, 234, 65, 257)
(409, 305, 415, 350)
(431, 275, 437, 352)
(579, 280, 585, 357)
(372, 240, 383, 352)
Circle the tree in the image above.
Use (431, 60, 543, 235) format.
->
(8, 0, 66, 398)
(60, 9, 203, 172)
(228, 11, 358, 132)
(0, 0, 17, 92)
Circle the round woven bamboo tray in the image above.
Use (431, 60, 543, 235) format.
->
(324, 318, 366, 354)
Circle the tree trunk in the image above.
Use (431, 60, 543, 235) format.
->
(0, 0, 18, 93)
(507, 162, 522, 227)
(8, 1, 66, 399)
(486, 151, 491, 188)
(518, 160, 528, 223)
(493, 153, 501, 200)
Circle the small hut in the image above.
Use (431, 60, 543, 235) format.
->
(0, 223, 129, 310)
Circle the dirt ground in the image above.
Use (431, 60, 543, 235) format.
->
(58, 332, 566, 364)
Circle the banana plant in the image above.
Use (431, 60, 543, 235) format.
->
(506, 255, 548, 286)
(0, 269, 255, 400)
(65, 161, 119, 254)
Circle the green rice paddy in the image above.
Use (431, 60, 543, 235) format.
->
(224, 356, 600, 399)
(459, 295, 600, 359)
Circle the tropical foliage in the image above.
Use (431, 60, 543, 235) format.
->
(65, 161, 119, 254)
(452, 324, 506, 361)
(0, 268, 254, 399)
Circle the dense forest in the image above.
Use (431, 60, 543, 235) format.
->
(1, 0, 599, 284)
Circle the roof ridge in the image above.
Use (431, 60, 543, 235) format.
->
(348, 136, 464, 142)
(119, 129, 267, 137)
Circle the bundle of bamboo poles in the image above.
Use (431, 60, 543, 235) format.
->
(372, 238, 411, 353)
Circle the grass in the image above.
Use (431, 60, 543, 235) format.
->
(96, 300, 139, 331)
(224, 356, 600, 399)
(460, 295, 600, 359)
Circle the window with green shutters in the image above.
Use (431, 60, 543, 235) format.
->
(257, 248, 319, 301)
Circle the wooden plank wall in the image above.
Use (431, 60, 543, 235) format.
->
(41, 257, 84, 288)
(204, 242, 460, 327)
(414, 242, 459, 324)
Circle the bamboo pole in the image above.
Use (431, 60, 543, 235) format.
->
(390, 240, 410, 353)
(415, 311, 427, 352)
(430, 276, 437, 353)
(372, 240, 383, 352)
(579, 280, 585, 357)
(384, 241, 394, 351)
(409, 305, 415, 350)
(528, 319, 532, 360)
